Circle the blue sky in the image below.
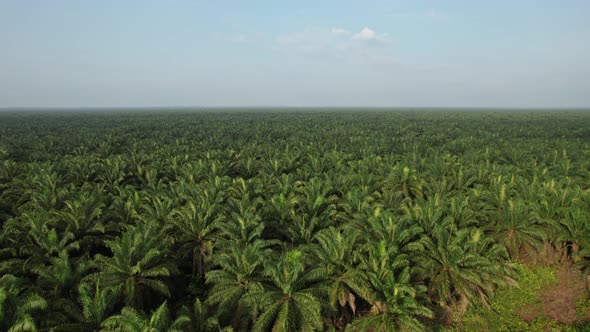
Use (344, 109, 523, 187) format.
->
(1, 0, 589, 108)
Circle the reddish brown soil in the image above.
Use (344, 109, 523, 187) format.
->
(537, 265, 590, 325)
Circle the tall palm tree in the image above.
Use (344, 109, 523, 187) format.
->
(137, 194, 178, 226)
(266, 192, 298, 241)
(484, 198, 549, 260)
(416, 224, 512, 318)
(0, 274, 48, 332)
(556, 205, 589, 259)
(32, 251, 91, 299)
(167, 195, 224, 281)
(77, 283, 119, 331)
(351, 239, 433, 331)
(53, 190, 107, 253)
(383, 166, 425, 202)
(9, 211, 80, 274)
(205, 241, 269, 329)
(95, 223, 175, 309)
(347, 208, 424, 256)
(311, 227, 374, 327)
(100, 300, 182, 332)
(285, 178, 337, 245)
(250, 250, 326, 332)
(217, 196, 265, 247)
(97, 156, 128, 190)
(50, 282, 119, 332)
(346, 267, 432, 332)
(174, 298, 223, 332)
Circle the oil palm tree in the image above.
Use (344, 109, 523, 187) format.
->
(383, 166, 425, 202)
(218, 196, 264, 247)
(250, 250, 326, 332)
(416, 224, 512, 318)
(485, 198, 550, 260)
(167, 195, 224, 281)
(32, 251, 91, 299)
(50, 282, 119, 332)
(205, 240, 270, 329)
(311, 227, 374, 327)
(351, 240, 433, 331)
(172, 298, 222, 332)
(53, 189, 108, 253)
(95, 223, 175, 309)
(100, 300, 184, 332)
(12, 211, 80, 273)
(77, 283, 119, 331)
(345, 268, 432, 332)
(556, 205, 589, 259)
(0, 274, 48, 332)
(286, 178, 337, 245)
(348, 207, 424, 256)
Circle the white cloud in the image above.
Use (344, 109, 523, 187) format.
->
(331, 27, 350, 35)
(274, 26, 395, 65)
(353, 27, 376, 40)
(352, 27, 389, 42)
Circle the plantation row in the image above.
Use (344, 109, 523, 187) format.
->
(0, 110, 589, 331)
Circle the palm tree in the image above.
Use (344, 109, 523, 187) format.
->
(32, 251, 91, 299)
(346, 267, 432, 332)
(0, 274, 48, 332)
(205, 241, 269, 329)
(100, 300, 181, 332)
(217, 196, 264, 247)
(383, 166, 425, 202)
(401, 195, 446, 236)
(250, 250, 326, 332)
(137, 194, 178, 226)
(351, 238, 433, 331)
(266, 192, 298, 241)
(50, 282, 119, 332)
(77, 283, 119, 331)
(173, 298, 222, 332)
(20, 168, 68, 212)
(167, 195, 224, 281)
(62, 155, 99, 185)
(347, 208, 424, 256)
(53, 190, 107, 252)
(95, 223, 175, 308)
(285, 178, 337, 245)
(8, 211, 80, 274)
(97, 156, 128, 190)
(556, 204, 589, 260)
(334, 188, 376, 225)
(311, 227, 374, 327)
(416, 224, 512, 319)
(484, 198, 549, 260)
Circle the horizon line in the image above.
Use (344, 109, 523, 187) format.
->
(1, 105, 590, 111)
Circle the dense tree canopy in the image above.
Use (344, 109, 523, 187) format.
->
(0, 110, 589, 331)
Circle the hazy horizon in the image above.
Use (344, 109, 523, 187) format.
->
(2, 1, 589, 109)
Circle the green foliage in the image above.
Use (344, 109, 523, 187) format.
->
(0, 274, 48, 332)
(1, 110, 589, 331)
(95, 223, 176, 308)
(250, 250, 326, 332)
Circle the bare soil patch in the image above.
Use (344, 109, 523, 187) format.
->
(537, 265, 589, 325)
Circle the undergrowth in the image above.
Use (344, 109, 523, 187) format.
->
(447, 263, 590, 331)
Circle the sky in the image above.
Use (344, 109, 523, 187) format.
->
(1, 0, 589, 108)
